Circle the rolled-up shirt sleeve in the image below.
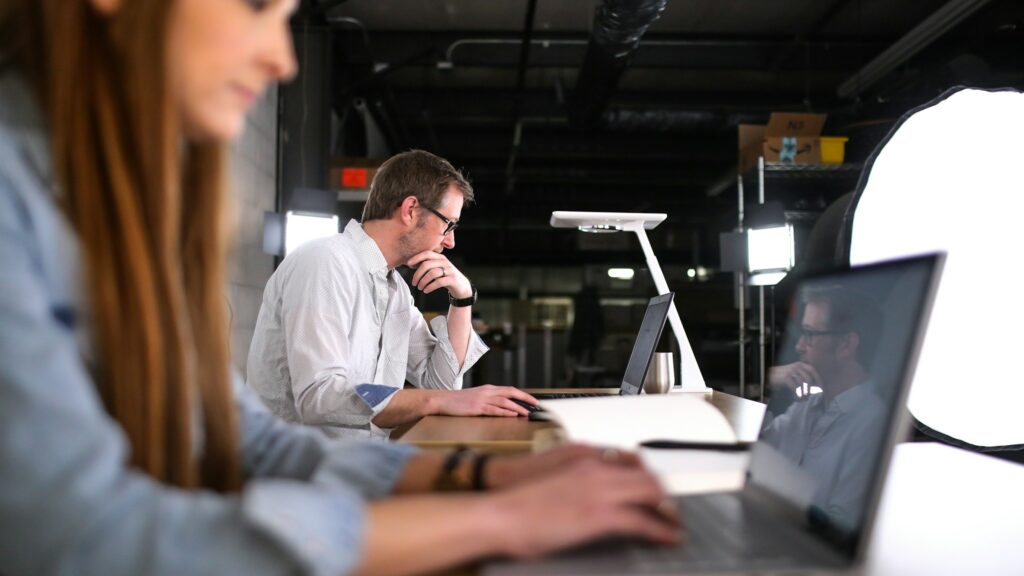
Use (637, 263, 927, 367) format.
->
(235, 377, 416, 498)
(404, 295, 489, 391)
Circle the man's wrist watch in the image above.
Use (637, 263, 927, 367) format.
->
(448, 284, 477, 307)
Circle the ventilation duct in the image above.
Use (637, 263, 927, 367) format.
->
(569, 0, 668, 130)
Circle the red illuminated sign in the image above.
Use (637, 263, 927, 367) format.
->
(340, 167, 369, 188)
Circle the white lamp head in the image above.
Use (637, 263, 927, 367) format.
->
(550, 211, 667, 233)
(849, 87, 1024, 448)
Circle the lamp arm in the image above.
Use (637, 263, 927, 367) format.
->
(627, 224, 710, 393)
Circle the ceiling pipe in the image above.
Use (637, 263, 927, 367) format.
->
(504, 0, 539, 197)
(568, 0, 669, 130)
(837, 0, 992, 99)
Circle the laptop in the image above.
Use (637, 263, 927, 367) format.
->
(532, 292, 674, 401)
(488, 254, 944, 575)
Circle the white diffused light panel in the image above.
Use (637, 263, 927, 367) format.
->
(850, 88, 1024, 447)
(285, 212, 339, 256)
(747, 225, 794, 273)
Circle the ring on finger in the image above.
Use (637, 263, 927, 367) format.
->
(656, 499, 678, 520)
(440, 267, 446, 277)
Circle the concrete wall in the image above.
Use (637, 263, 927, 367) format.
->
(227, 87, 278, 378)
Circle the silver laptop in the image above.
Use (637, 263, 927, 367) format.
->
(532, 291, 673, 401)
(488, 254, 944, 575)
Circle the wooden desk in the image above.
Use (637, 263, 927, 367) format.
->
(398, 390, 1023, 574)
(397, 389, 766, 451)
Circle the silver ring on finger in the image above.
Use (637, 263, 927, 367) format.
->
(440, 267, 446, 277)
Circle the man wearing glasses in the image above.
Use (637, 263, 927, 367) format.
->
(247, 150, 538, 439)
(761, 285, 886, 532)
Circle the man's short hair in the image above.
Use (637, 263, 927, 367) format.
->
(361, 150, 474, 222)
(803, 285, 884, 369)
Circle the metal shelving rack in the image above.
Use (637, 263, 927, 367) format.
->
(736, 157, 864, 401)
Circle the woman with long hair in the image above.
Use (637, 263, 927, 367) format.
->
(0, 1, 680, 574)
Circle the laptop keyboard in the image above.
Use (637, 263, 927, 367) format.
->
(534, 392, 612, 399)
(624, 494, 815, 573)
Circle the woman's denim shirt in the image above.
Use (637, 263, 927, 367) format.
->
(0, 70, 416, 576)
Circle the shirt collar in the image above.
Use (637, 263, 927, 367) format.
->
(343, 219, 391, 277)
(827, 382, 875, 416)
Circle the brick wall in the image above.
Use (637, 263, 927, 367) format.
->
(227, 87, 278, 378)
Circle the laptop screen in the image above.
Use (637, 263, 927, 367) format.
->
(746, 255, 941, 557)
(619, 293, 674, 396)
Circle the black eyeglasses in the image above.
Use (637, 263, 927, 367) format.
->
(797, 327, 843, 340)
(422, 205, 459, 236)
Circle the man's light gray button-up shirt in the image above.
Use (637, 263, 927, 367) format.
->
(247, 220, 488, 440)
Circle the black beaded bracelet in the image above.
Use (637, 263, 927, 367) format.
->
(471, 453, 492, 491)
(434, 446, 471, 492)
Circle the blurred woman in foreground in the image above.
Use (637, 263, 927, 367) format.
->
(0, 1, 679, 575)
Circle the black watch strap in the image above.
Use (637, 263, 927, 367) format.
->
(449, 284, 477, 307)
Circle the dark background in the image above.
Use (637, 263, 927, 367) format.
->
(277, 0, 1024, 394)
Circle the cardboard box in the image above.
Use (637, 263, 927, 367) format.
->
(738, 112, 828, 172)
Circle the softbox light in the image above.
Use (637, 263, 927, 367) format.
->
(848, 87, 1024, 449)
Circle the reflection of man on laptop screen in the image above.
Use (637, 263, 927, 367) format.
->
(761, 286, 885, 534)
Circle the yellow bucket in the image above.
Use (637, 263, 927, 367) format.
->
(820, 136, 849, 164)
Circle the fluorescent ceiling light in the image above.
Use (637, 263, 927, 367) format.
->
(686, 267, 711, 281)
(747, 225, 794, 274)
(285, 211, 339, 256)
(850, 88, 1024, 447)
(607, 268, 635, 280)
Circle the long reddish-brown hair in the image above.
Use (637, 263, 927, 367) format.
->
(2, 1, 241, 491)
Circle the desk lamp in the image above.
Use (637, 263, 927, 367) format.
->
(551, 211, 709, 393)
(848, 87, 1024, 449)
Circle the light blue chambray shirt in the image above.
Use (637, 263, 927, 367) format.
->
(759, 384, 886, 532)
(0, 69, 417, 576)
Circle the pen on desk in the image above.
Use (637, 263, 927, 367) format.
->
(640, 440, 751, 451)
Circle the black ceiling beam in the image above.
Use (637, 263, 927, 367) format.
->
(504, 0, 540, 198)
(770, 0, 858, 71)
(334, 31, 888, 71)
(402, 129, 734, 161)
(384, 91, 849, 129)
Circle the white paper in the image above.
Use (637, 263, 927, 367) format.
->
(537, 394, 739, 450)
(640, 448, 749, 495)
